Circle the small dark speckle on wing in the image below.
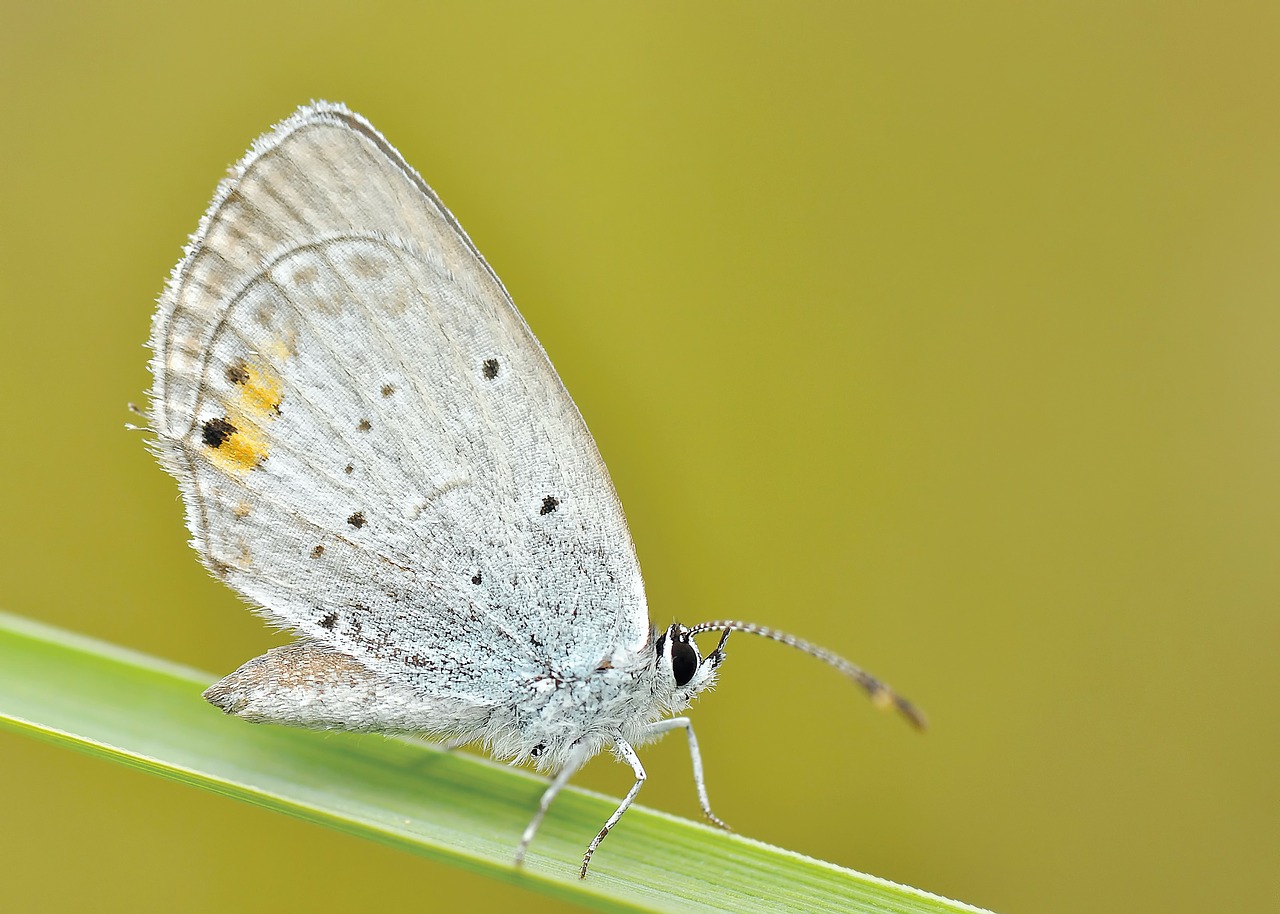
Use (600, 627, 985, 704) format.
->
(482, 358, 499, 379)
(347, 511, 367, 528)
(539, 495, 560, 515)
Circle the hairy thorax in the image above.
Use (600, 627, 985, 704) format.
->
(482, 647, 693, 773)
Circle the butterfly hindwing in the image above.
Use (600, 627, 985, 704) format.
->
(148, 104, 650, 717)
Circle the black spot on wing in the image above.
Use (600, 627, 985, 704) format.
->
(224, 360, 250, 386)
(344, 464, 354, 474)
(310, 545, 325, 559)
(539, 495, 560, 515)
(381, 383, 395, 397)
(356, 418, 372, 432)
(319, 612, 338, 630)
(202, 417, 236, 448)
(471, 572, 482, 585)
(482, 358, 499, 379)
(347, 511, 367, 529)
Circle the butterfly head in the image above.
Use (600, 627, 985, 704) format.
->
(654, 622, 730, 699)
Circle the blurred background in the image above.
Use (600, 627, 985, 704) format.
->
(2, 3, 1277, 913)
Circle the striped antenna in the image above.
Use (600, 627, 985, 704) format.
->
(687, 620, 927, 730)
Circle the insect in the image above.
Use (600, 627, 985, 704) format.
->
(146, 101, 924, 878)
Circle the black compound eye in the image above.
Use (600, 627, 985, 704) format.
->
(671, 636, 699, 687)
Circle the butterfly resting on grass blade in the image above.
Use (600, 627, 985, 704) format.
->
(146, 101, 925, 879)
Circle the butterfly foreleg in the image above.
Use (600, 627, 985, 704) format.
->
(643, 716, 730, 831)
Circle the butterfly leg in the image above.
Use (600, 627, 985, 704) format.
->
(643, 717, 730, 830)
(580, 738, 646, 878)
(513, 740, 590, 869)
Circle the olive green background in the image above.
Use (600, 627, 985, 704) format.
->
(2, 3, 1276, 913)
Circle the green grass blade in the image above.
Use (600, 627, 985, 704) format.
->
(0, 611, 989, 914)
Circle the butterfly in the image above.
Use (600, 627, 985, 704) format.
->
(146, 101, 923, 878)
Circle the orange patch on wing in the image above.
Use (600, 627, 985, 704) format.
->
(234, 360, 284, 417)
(205, 424, 269, 474)
(204, 352, 287, 475)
